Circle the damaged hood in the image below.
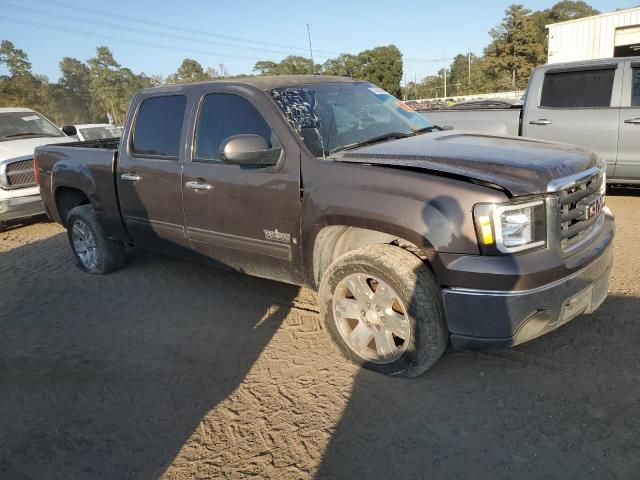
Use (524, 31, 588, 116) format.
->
(335, 131, 602, 196)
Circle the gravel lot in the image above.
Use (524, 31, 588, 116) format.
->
(1, 192, 639, 480)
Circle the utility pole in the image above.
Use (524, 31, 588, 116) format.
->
(414, 73, 417, 100)
(306, 23, 315, 74)
(443, 54, 447, 99)
(512, 44, 516, 90)
(404, 74, 407, 100)
(468, 50, 471, 87)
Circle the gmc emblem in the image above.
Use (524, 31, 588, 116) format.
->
(585, 195, 604, 220)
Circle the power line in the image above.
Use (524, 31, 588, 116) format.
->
(0, 16, 282, 62)
(0, 2, 333, 59)
(28, 0, 344, 56)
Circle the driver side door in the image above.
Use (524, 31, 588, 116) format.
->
(182, 89, 302, 284)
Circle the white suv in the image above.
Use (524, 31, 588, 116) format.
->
(0, 108, 71, 227)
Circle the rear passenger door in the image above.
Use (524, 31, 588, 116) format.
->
(523, 65, 622, 177)
(181, 87, 303, 284)
(615, 61, 640, 181)
(118, 94, 189, 250)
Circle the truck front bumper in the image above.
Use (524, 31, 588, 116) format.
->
(442, 222, 614, 350)
(0, 194, 45, 222)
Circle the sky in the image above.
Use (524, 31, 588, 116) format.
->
(0, 0, 638, 84)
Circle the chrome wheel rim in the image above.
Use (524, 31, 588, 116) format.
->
(71, 219, 98, 271)
(333, 273, 410, 364)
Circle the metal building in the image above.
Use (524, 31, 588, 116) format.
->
(547, 7, 640, 64)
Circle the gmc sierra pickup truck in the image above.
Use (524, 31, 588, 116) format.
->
(35, 76, 614, 377)
(425, 57, 640, 184)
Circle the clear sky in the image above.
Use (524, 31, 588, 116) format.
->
(0, 0, 637, 83)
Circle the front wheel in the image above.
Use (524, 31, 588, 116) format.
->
(66, 204, 126, 274)
(319, 244, 447, 377)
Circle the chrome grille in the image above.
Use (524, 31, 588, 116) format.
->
(3, 159, 36, 189)
(558, 172, 605, 252)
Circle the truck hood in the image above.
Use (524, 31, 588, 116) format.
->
(0, 136, 70, 163)
(335, 131, 602, 196)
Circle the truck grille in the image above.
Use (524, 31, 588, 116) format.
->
(2, 159, 37, 189)
(558, 172, 605, 252)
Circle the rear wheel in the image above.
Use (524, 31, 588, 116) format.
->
(66, 204, 126, 274)
(319, 244, 447, 377)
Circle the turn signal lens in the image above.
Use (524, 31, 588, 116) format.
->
(478, 215, 494, 245)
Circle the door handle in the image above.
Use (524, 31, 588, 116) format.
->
(120, 173, 141, 181)
(624, 117, 640, 125)
(529, 119, 552, 126)
(185, 180, 213, 191)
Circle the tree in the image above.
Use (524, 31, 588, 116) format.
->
(166, 58, 209, 84)
(0, 40, 32, 76)
(87, 46, 123, 122)
(483, 5, 546, 91)
(548, 0, 599, 22)
(253, 55, 317, 76)
(352, 45, 403, 96)
(322, 54, 359, 77)
(54, 57, 92, 123)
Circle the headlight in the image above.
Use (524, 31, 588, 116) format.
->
(474, 200, 546, 254)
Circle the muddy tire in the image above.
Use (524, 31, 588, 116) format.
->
(66, 204, 126, 274)
(319, 244, 447, 377)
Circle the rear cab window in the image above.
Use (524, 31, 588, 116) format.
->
(131, 95, 187, 159)
(540, 68, 615, 108)
(194, 93, 276, 162)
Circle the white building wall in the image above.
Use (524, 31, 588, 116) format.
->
(547, 7, 640, 63)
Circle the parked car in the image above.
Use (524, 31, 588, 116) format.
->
(35, 76, 614, 377)
(61, 124, 123, 142)
(0, 107, 72, 228)
(424, 57, 640, 184)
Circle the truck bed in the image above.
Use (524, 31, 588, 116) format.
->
(34, 138, 128, 241)
(421, 109, 521, 136)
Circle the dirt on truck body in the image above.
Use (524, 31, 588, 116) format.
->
(34, 75, 614, 377)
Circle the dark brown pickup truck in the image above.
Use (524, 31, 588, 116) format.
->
(34, 76, 614, 377)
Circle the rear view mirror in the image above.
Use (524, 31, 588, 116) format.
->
(61, 125, 77, 136)
(220, 134, 280, 166)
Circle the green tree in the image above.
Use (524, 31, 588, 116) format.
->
(166, 58, 210, 84)
(352, 45, 403, 96)
(54, 57, 91, 123)
(0, 40, 32, 76)
(322, 53, 359, 77)
(484, 5, 546, 91)
(253, 55, 318, 76)
(87, 46, 123, 123)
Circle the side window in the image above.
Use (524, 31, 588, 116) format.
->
(194, 93, 275, 162)
(131, 95, 187, 158)
(632, 68, 640, 107)
(540, 68, 615, 108)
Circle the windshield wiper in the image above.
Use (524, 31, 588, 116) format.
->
(329, 132, 414, 155)
(411, 126, 441, 134)
(4, 132, 52, 138)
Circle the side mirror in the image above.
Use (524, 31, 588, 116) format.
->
(61, 125, 78, 136)
(220, 134, 280, 166)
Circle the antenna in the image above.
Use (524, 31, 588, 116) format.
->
(306, 23, 315, 74)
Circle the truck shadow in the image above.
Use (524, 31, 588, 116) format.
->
(316, 293, 640, 480)
(0, 232, 300, 479)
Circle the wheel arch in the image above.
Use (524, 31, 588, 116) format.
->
(309, 222, 434, 289)
(54, 186, 91, 226)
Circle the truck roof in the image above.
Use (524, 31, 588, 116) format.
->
(140, 75, 358, 95)
(539, 56, 640, 71)
(0, 107, 36, 113)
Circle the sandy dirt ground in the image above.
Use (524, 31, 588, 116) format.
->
(1, 192, 639, 480)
